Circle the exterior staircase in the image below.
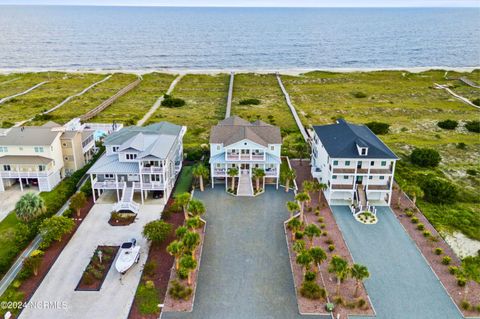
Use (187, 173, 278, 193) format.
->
(351, 184, 377, 216)
(237, 171, 253, 196)
(113, 182, 140, 214)
(357, 184, 367, 206)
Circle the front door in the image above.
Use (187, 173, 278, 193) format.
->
(240, 164, 250, 174)
(356, 176, 363, 184)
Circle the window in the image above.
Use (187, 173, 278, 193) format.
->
(332, 175, 337, 180)
(371, 161, 375, 166)
(126, 153, 137, 160)
(345, 161, 350, 166)
(104, 174, 114, 179)
(62, 142, 68, 147)
(361, 148, 367, 155)
(381, 161, 387, 166)
(38, 165, 46, 172)
(151, 175, 161, 182)
(34, 146, 44, 153)
(217, 145, 221, 150)
(380, 176, 385, 180)
(19, 147, 23, 151)
(270, 146, 274, 151)
(343, 176, 348, 179)
(0, 146, 7, 152)
(333, 160, 339, 166)
(113, 147, 119, 152)
(3, 165, 11, 171)
(369, 176, 373, 180)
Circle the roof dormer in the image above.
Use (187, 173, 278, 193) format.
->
(356, 138, 368, 156)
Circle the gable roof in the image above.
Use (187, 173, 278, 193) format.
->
(312, 119, 398, 159)
(210, 116, 282, 147)
(0, 126, 61, 146)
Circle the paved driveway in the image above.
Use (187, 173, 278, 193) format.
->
(331, 206, 462, 319)
(163, 187, 330, 319)
(20, 203, 162, 319)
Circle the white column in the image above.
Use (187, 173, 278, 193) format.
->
(19, 170, 23, 192)
(115, 174, 119, 202)
(90, 174, 96, 203)
(387, 161, 396, 205)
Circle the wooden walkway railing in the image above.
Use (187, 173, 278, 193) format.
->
(79, 75, 142, 121)
(225, 72, 235, 119)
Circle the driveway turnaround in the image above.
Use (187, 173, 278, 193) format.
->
(163, 187, 330, 319)
(330, 206, 462, 319)
(20, 203, 162, 319)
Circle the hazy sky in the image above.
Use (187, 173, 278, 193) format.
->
(1, 0, 479, 7)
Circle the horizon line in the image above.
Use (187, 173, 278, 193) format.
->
(0, 4, 479, 8)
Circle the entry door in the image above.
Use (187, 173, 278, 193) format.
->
(356, 176, 363, 184)
(240, 164, 250, 173)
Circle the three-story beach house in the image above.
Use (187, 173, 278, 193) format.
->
(88, 122, 186, 213)
(209, 116, 282, 196)
(310, 119, 398, 207)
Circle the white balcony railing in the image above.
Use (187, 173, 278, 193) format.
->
(265, 169, 277, 176)
(141, 166, 164, 174)
(93, 180, 126, 189)
(0, 170, 50, 178)
(142, 182, 165, 190)
(226, 153, 265, 161)
(213, 169, 226, 176)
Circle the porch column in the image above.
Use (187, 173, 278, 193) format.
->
(19, 171, 23, 191)
(211, 166, 214, 189)
(90, 174, 96, 203)
(115, 174, 119, 202)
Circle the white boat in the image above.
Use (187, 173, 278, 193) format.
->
(115, 238, 141, 274)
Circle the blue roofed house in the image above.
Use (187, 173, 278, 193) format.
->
(310, 119, 398, 207)
(88, 122, 186, 213)
(209, 116, 282, 196)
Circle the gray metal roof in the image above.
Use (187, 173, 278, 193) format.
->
(87, 154, 139, 174)
(312, 119, 398, 159)
(0, 126, 61, 146)
(0, 155, 53, 165)
(104, 122, 182, 146)
(210, 116, 282, 146)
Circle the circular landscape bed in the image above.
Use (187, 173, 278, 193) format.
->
(355, 211, 378, 225)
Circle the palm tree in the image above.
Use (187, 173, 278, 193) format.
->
(182, 231, 201, 260)
(312, 181, 328, 206)
(252, 168, 266, 191)
(292, 240, 306, 254)
(457, 256, 480, 301)
(304, 224, 321, 248)
(188, 198, 206, 217)
(286, 201, 300, 219)
(186, 216, 201, 229)
(192, 163, 209, 192)
(282, 168, 296, 193)
(350, 263, 370, 297)
(15, 192, 46, 222)
(287, 217, 302, 241)
(227, 167, 239, 190)
(296, 250, 313, 275)
(167, 240, 184, 270)
(295, 192, 310, 223)
(302, 180, 314, 205)
(309, 247, 327, 273)
(328, 255, 349, 296)
(404, 185, 424, 205)
(179, 255, 198, 285)
(175, 192, 191, 220)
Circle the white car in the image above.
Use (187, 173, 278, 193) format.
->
(115, 238, 141, 274)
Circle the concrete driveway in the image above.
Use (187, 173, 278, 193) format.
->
(330, 206, 462, 319)
(0, 185, 38, 222)
(163, 187, 330, 319)
(19, 203, 163, 319)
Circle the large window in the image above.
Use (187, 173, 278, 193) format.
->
(3, 165, 11, 171)
(126, 153, 137, 160)
(104, 174, 114, 179)
(381, 161, 387, 166)
(332, 175, 337, 180)
(345, 161, 350, 166)
(151, 175, 161, 182)
(333, 160, 339, 166)
(34, 146, 44, 153)
(38, 165, 46, 171)
(0, 146, 8, 152)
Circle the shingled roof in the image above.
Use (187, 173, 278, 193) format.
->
(312, 119, 398, 159)
(210, 116, 282, 147)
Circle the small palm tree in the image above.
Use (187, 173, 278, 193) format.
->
(302, 180, 314, 205)
(292, 240, 306, 254)
(287, 217, 302, 241)
(296, 250, 313, 275)
(252, 168, 266, 191)
(350, 263, 370, 297)
(188, 198, 206, 217)
(312, 181, 328, 206)
(309, 247, 327, 273)
(167, 240, 184, 270)
(175, 225, 188, 239)
(186, 216, 201, 229)
(192, 163, 209, 192)
(179, 255, 198, 285)
(295, 192, 310, 223)
(175, 192, 191, 220)
(182, 231, 201, 260)
(328, 255, 349, 296)
(286, 201, 300, 219)
(304, 224, 322, 248)
(282, 168, 296, 193)
(15, 192, 46, 222)
(227, 167, 239, 190)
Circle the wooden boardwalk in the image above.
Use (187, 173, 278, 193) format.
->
(225, 72, 235, 119)
(434, 83, 479, 109)
(459, 77, 480, 89)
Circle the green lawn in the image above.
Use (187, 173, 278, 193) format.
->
(147, 74, 229, 147)
(32, 73, 138, 125)
(0, 213, 21, 274)
(282, 70, 480, 240)
(174, 166, 193, 195)
(90, 72, 176, 125)
(0, 73, 106, 127)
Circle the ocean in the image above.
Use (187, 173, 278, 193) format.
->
(0, 6, 478, 71)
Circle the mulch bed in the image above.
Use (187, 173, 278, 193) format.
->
(128, 198, 185, 319)
(108, 211, 137, 226)
(75, 245, 119, 291)
(290, 160, 375, 318)
(391, 186, 480, 317)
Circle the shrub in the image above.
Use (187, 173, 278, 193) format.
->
(434, 248, 443, 255)
(352, 91, 367, 98)
(14, 223, 35, 246)
(457, 277, 466, 287)
(295, 231, 304, 240)
(441, 256, 451, 265)
(39, 216, 75, 249)
(177, 267, 189, 280)
(456, 142, 467, 149)
(366, 121, 390, 135)
(411, 217, 419, 224)
(239, 98, 261, 105)
(142, 220, 172, 244)
(184, 146, 206, 161)
(405, 210, 414, 217)
(161, 94, 185, 108)
(300, 281, 325, 300)
(461, 300, 471, 311)
(421, 178, 457, 204)
(328, 245, 335, 252)
(82, 272, 94, 285)
(325, 238, 334, 245)
(32, 113, 53, 122)
(319, 223, 326, 229)
(416, 223, 425, 231)
(322, 231, 328, 237)
(423, 230, 431, 237)
(437, 119, 458, 130)
(317, 217, 324, 223)
(410, 148, 441, 167)
(80, 181, 93, 196)
(23, 250, 44, 277)
(304, 271, 316, 281)
(465, 120, 480, 133)
(467, 169, 477, 176)
(137, 283, 160, 315)
(475, 304, 480, 312)
(143, 261, 157, 277)
(169, 280, 193, 300)
(357, 298, 366, 308)
(448, 266, 458, 275)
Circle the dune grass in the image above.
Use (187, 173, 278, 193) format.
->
(147, 73, 229, 147)
(33, 73, 138, 125)
(282, 70, 480, 239)
(0, 72, 62, 99)
(90, 72, 176, 125)
(0, 73, 105, 127)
